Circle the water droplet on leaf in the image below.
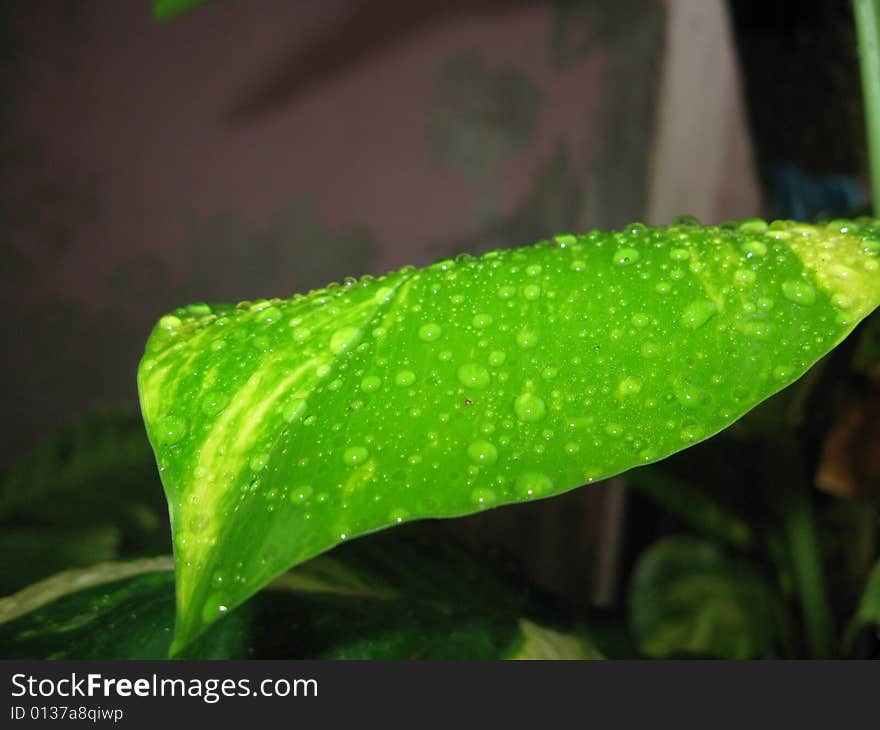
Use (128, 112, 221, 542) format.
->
(514, 393, 547, 422)
(467, 440, 498, 465)
(158, 416, 188, 445)
(329, 326, 359, 354)
(458, 363, 490, 389)
(343, 446, 369, 465)
(613, 247, 640, 265)
(418, 323, 442, 342)
(781, 280, 816, 305)
(681, 300, 718, 329)
(360, 375, 381, 393)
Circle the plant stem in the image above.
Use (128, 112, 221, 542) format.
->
(767, 438, 834, 658)
(854, 0, 880, 214)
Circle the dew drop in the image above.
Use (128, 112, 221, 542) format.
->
(781, 280, 816, 305)
(467, 440, 498, 465)
(742, 240, 768, 258)
(290, 485, 313, 504)
(329, 326, 359, 354)
(418, 323, 442, 342)
(774, 364, 794, 380)
(613, 247, 640, 265)
(201, 393, 230, 416)
(521, 283, 541, 300)
(159, 315, 182, 331)
(389, 508, 409, 524)
(283, 398, 308, 422)
(343, 446, 369, 465)
(471, 488, 497, 507)
(360, 375, 382, 393)
(734, 269, 756, 286)
(472, 313, 494, 329)
(458, 363, 490, 389)
(187, 303, 212, 317)
(862, 239, 880, 257)
(738, 217, 768, 233)
(514, 393, 547, 422)
(201, 596, 229, 624)
(158, 416, 188, 445)
(681, 300, 718, 329)
(249, 454, 269, 472)
(488, 350, 507, 367)
(673, 380, 704, 407)
(395, 370, 416, 386)
(516, 329, 538, 348)
(261, 306, 283, 323)
(515, 472, 552, 498)
(617, 376, 643, 396)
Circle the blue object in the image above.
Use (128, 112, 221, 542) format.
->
(768, 163, 866, 221)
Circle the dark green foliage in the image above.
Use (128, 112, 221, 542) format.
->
(153, 0, 216, 21)
(0, 406, 168, 594)
(0, 528, 606, 660)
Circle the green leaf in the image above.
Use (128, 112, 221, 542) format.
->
(0, 558, 245, 660)
(509, 619, 604, 659)
(843, 557, 880, 654)
(137, 218, 880, 651)
(625, 467, 755, 550)
(0, 527, 119, 595)
(0, 406, 163, 523)
(0, 406, 169, 562)
(152, 0, 215, 21)
(0, 530, 602, 659)
(628, 536, 792, 659)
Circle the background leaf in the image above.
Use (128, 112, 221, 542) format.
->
(628, 535, 792, 659)
(843, 557, 880, 655)
(0, 527, 118, 595)
(152, 0, 216, 22)
(137, 218, 880, 651)
(0, 406, 168, 593)
(0, 528, 614, 660)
